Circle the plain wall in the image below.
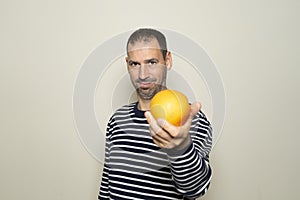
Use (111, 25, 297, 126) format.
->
(1, 0, 299, 199)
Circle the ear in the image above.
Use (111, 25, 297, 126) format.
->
(125, 56, 129, 71)
(165, 51, 172, 70)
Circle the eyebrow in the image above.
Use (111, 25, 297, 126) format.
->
(144, 58, 159, 63)
(128, 58, 159, 65)
(128, 60, 140, 66)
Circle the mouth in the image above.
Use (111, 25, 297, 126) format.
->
(138, 82, 152, 89)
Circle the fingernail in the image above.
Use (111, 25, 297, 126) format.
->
(145, 112, 151, 124)
(157, 119, 166, 127)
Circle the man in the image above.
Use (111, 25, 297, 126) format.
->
(99, 28, 212, 200)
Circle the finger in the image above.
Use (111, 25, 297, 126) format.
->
(185, 102, 201, 124)
(152, 137, 167, 148)
(157, 119, 178, 138)
(148, 119, 174, 142)
(152, 133, 169, 146)
(151, 131, 176, 149)
(145, 111, 161, 132)
(144, 111, 153, 125)
(146, 112, 174, 142)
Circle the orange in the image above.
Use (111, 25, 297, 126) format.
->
(150, 89, 190, 126)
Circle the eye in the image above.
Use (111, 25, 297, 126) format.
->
(129, 61, 140, 68)
(148, 59, 158, 65)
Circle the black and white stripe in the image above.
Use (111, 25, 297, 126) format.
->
(99, 102, 212, 200)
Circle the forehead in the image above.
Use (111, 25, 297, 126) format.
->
(127, 38, 161, 54)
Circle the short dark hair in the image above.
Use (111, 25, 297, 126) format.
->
(126, 28, 168, 59)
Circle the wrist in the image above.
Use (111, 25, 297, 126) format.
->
(176, 135, 191, 151)
(164, 136, 192, 157)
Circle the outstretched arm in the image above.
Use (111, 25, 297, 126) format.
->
(145, 102, 212, 198)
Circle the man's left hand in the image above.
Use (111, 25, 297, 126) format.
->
(145, 102, 201, 150)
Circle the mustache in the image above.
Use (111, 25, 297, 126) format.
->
(135, 78, 157, 83)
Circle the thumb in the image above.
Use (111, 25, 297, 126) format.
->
(186, 102, 201, 124)
(190, 102, 201, 116)
(182, 101, 201, 128)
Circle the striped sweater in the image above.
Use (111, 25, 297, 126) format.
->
(98, 102, 212, 200)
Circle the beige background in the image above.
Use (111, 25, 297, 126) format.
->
(1, 0, 299, 199)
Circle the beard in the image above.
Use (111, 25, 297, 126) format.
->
(133, 73, 167, 100)
(136, 84, 165, 100)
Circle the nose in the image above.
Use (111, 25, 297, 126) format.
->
(138, 64, 149, 80)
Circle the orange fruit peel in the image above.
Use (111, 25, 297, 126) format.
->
(150, 89, 190, 126)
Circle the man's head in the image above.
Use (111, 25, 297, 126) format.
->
(126, 28, 168, 60)
(126, 28, 172, 102)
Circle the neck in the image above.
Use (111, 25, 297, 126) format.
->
(137, 99, 151, 111)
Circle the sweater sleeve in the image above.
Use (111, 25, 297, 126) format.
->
(166, 111, 213, 199)
(98, 118, 113, 200)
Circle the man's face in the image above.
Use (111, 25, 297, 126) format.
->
(126, 39, 172, 100)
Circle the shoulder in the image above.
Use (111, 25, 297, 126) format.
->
(108, 102, 137, 122)
(195, 110, 211, 126)
(191, 110, 213, 156)
(113, 102, 136, 115)
(191, 110, 213, 139)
